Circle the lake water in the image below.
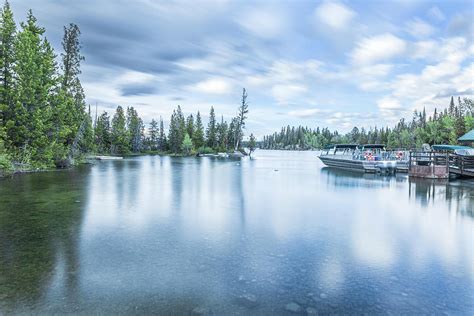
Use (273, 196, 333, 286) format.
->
(0, 150, 473, 314)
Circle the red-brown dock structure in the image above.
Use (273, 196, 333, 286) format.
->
(408, 145, 474, 179)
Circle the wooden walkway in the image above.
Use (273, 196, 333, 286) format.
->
(448, 154, 474, 177)
(408, 152, 474, 178)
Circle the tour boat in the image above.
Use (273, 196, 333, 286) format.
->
(318, 144, 398, 173)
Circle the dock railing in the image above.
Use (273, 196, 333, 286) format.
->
(409, 150, 474, 177)
(409, 151, 449, 167)
(448, 153, 474, 176)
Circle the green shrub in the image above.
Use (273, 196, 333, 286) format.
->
(51, 142, 70, 168)
(197, 146, 214, 154)
(0, 153, 14, 176)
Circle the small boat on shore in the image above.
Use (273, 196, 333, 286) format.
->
(318, 144, 398, 173)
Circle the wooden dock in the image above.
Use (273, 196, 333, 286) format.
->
(408, 151, 474, 178)
(447, 154, 474, 177)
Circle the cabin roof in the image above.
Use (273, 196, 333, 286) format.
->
(432, 144, 473, 151)
(361, 144, 386, 149)
(458, 129, 474, 142)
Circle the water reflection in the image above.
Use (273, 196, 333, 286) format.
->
(408, 177, 474, 217)
(0, 168, 88, 312)
(0, 151, 472, 314)
(320, 167, 406, 189)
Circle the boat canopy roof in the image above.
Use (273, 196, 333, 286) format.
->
(334, 144, 358, 149)
(432, 144, 473, 151)
(323, 144, 358, 150)
(361, 144, 386, 149)
(458, 129, 474, 142)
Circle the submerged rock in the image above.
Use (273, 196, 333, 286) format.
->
(237, 293, 258, 308)
(285, 302, 302, 313)
(319, 293, 327, 299)
(306, 307, 318, 315)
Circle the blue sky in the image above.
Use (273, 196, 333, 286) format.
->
(10, 0, 474, 137)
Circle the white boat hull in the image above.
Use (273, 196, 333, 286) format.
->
(319, 156, 397, 173)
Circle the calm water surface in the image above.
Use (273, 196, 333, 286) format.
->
(0, 150, 473, 314)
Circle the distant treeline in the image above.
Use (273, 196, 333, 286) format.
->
(153, 90, 256, 154)
(262, 97, 473, 150)
(95, 88, 254, 156)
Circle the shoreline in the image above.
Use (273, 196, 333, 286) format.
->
(0, 150, 249, 179)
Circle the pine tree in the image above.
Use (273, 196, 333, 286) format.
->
(59, 23, 86, 159)
(95, 111, 111, 153)
(158, 116, 167, 151)
(234, 88, 249, 150)
(0, 1, 16, 137)
(10, 10, 57, 164)
(448, 96, 455, 115)
(79, 105, 95, 153)
(168, 110, 178, 153)
(451, 97, 465, 138)
(111, 106, 129, 154)
(127, 106, 144, 153)
(168, 106, 185, 153)
(206, 106, 217, 149)
(216, 115, 228, 151)
(193, 111, 204, 149)
(148, 119, 159, 150)
(61, 24, 84, 92)
(248, 133, 256, 156)
(228, 117, 238, 150)
(176, 105, 185, 149)
(186, 114, 194, 139)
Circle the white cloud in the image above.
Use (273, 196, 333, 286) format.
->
(405, 18, 435, 38)
(189, 77, 232, 94)
(428, 6, 445, 22)
(421, 61, 460, 80)
(315, 1, 356, 31)
(358, 63, 393, 77)
(271, 84, 308, 105)
(244, 59, 324, 105)
(376, 96, 407, 123)
(288, 108, 323, 118)
(351, 33, 406, 65)
(325, 112, 377, 129)
(118, 70, 156, 84)
(411, 40, 437, 59)
(377, 96, 403, 110)
(350, 64, 393, 91)
(237, 8, 287, 39)
(410, 37, 469, 63)
(384, 37, 473, 116)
